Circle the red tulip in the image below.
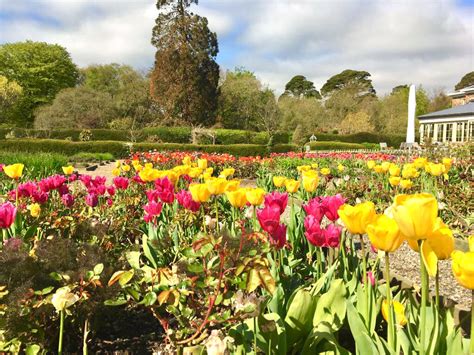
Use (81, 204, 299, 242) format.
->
(321, 194, 345, 221)
(0, 202, 16, 229)
(304, 214, 325, 247)
(257, 205, 281, 235)
(264, 192, 288, 215)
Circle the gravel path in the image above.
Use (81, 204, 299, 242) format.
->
(76, 161, 119, 184)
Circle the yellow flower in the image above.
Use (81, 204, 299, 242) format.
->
(51, 286, 79, 312)
(406, 218, 454, 260)
(302, 174, 319, 192)
(139, 167, 160, 182)
(382, 300, 407, 326)
(163, 170, 178, 184)
(401, 164, 419, 179)
(221, 168, 235, 178)
(197, 159, 208, 169)
(338, 201, 376, 235)
(115, 161, 121, 168)
(183, 156, 192, 166)
(112, 168, 121, 177)
(285, 179, 300, 193)
(62, 165, 74, 175)
(145, 163, 153, 169)
(225, 179, 240, 192)
(367, 160, 376, 169)
(4, 163, 24, 179)
(205, 167, 214, 175)
(27, 203, 41, 218)
(246, 188, 265, 206)
(381, 162, 391, 172)
(320, 167, 331, 176)
(389, 176, 401, 187)
(188, 167, 202, 178)
(311, 163, 318, 169)
(389, 164, 400, 177)
(337, 164, 345, 172)
(452, 250, 474, 290)
(296, 165, 311, 173)
(373, 165, 384, 174)
(399, 179, 413, 190)
(366, 214, 405, 252)
(391, 193, 438, 241)
(226, 189, 248, 208)
(206, 178, 228, 195)
(425, 162, 445, 176)
(189, 183, 211, 203)
(122, 164, 131, 172)
(413, 157, 428, 169)
(273, 176, 287, 188)
(442, 157, 452, 171)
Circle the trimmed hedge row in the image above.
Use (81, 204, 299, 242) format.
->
(0, 127, 290, 145)
(0, 139, 298, 158)
(309, 141, 366, 150)
(307, 132, 407, 148)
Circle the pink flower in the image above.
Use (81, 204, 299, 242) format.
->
(176, 190, 200, 212)
(107, 186, 116, 196)
(61, 194, 74, 208)
(106, 198, 113, 207)
(155, 177, 175, 204)
(85, 193, 98, 207)
(304, 215, 325, 247)
(133, 174, 144, 184)
(32, 191, 49, 204)
(323, 224, 341, 248)
(143, 200, 163, 223)
(92, 176, 107, 187)
(0, 202, 16, 229)
(321, 194, 345, 221)
(264, 192, 288, 215)
(80, 175, 92, 187)
(269, 224, 287, 249)
(113, 177, 129, 190)
(257, 206, 281, 235)
(17, 182, 38, 198)
(58, 184, 69, 196)
(94, 185, 106, 196)
(303, 198, 324, 222)
(39, 175, 66, 192)
(0, 164, 4, 172)
(367, 271, 375, 286)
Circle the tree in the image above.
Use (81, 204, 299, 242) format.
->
(278, 96, 325, 132)
(338, 111, 375, 134)
(34, 87, 116, 130)
(0, 41, 79, 126)
(292, 124, 307, 147)
(428, 89, 451, 113)
(150, 0, 219, 126)
(320, 69, 376, 98)
(0, 75, 23, 117)
(282, 75, 321, 99)
(454, 71, 474, 90)
(217, 69, 279, 132)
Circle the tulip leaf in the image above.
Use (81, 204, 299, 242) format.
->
(246, 268, 261, 293)
(257, 266, 276, 295)
(346, 301, 378, 354)
(313, 279, 347, 331)
(142, 234, 159, 268)
(25, 344, 41, 355)
(257, 312, 287, 354)
(93, 263, 104, 275)
(126, 251, 141, 269)
(300, 321, 350, 355)
(142, 291, 157, 306)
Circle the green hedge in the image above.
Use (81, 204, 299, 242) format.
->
(309, 141, 366, 150)
(0, 139, 297, 158)
(141, 127, 192, 143)
(310, 132, 407, 148)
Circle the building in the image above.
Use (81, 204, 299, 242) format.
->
(419, 85, 474, 144)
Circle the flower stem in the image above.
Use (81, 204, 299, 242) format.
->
(215, 198, 219, 233)
(253, 316, 258, 354)
(419, 240, 428, 355)
(435, 265, 440, 308)
(385, 253, 394, 350)
(58, 310, 65, 355)
(470, 290, 474, 354)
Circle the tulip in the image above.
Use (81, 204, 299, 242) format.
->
(303, 198, 324, 222)
(226, 189, 248, 208)
(425, 162, 445, 177)
(442, 157, 452, 171)
(321, 194, 345, 221)
(85, 193, 98, 207)
(366, 214, 404, 252)
(221, 168, 235, 178)
(143, 200, 163, 220)
(183, 156, 192, 166)
(452, 249, 474, 290)
(304, 214, 325, 247)
(206, 178, 228, 195)
(413, 157, 428, 169)
(61, 165, 74, 175)
(302, 174, 319, 192)
(324, 223, 342, 248)
(113, 177, 129, 190)
(112, 168, 120, 177)
(337, 164, 344, 172)
(189, 183, 211, 203)
(320, 167, 331, 176)
(0, 202, 16, 229)
(257, 206, 281, 235)
(225, 180, 240, 192)
(27, 203, 41, 218)
(61, 194, 74, 208)
(367, 160, 376, 169)
(269, 224, 287, 249)
(389, 164, 400, 177)
(381, 162, 391, 172)
(399, 179, 413, 190)
(4, 163, 24, 179)
(389, 176, 400, 187)
(272, 176, 286, 187)
(246, 188, 265, 206)
(391, 193, 438, 241)
(176, 190, 200, 212)
(197, 159, 208, 169)
(139, 167, 160, 182)
(122, 164, 131, 172)
(373, 165, 384, 174)
(338, 201, 376, 235)
(285, 179, 300, 193)
(382, 300, 407, 326)
(264, 192, 288, 215)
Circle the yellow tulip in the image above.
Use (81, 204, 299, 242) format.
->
(382, 300, 407, 326)
(366, 214, 405, 252)
(320, 168, 331, 176)
(285, 179, 300, 193)
(302, 174, 319, 192)
(62, 165, 74, 175)
(425, 163, 445, 177)
(188, 167, 202, 178)
(367, 160, 376, 169)
(4, 163, 24, 179)
(451, 250, 474, 290)
(246, 188, 265, 206)
(221, 168, 235, 178)
(399, 179, 413, 190)
(183, 156, 192, 166)
(225, 180, 241, 192)
(338, 201, 376, 235)
(311, 163, 318, 169)
(381, 162, 391, 172)
(122, 164, 131, 172)
(205, 167, 214, 175)
(373, 165, 384, 174)
(206, 178, 228, 195)
(389, 176, 401, 187)
(391, 193, 438, 241)
(337, 164, 345, 172)
(27, 203, 41, 218)
(442, 157, 452, 171)
(296, 165, 311, 173)
(414, 157, 428, 169)
(115, 161, 121, 168)
(112, 168, 121, 177)
(163, 170, 178, 184)
(197, 159, 208, 169)
(226, 189, 248, 208)
(407, 218, 454, 260)
(273, 176, 287, 188)
(145, 163, 153, 169)
(139, 167, 160, 182)
(189, 183, 211, 203)
(401, 164, 419, 179)
(389, 164, 400, 177)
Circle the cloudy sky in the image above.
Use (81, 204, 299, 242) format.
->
(0, 0, 473, 95)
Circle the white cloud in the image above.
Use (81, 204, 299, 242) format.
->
(0, 0, 472, 94)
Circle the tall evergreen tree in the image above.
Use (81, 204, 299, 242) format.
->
(150, 0, 219, 126)
(282, 75, 321, 99)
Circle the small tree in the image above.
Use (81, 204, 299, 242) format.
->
(338, 111, 375, 134)
(292, 124, 308, 147)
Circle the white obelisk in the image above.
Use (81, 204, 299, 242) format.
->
(406, 84, 416, 144)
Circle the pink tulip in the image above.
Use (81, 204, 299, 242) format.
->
(155, 177, 175, 204)
(269, 224, 287, 249)
(113, 177, 129, 190)
(176, 190, 200, 212)
(303, 198, 324, 222)
(32, 191, 49, 204)
(85, 193, 98, 207)
(143, 200, 163, 223)
(264, 192, 288, 215)
(0, 202, 16, 229)
(107, 186, 116, 196)
(367, 271, 375, 286)
(257, 205, 281, 235)
(304, 214, 325, 247)
(321, 194, 345, 221)
(17, 182, 38, 198)
(324, 224, 341, 248)
(61, 194, 74, 208)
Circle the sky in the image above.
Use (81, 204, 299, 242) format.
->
(0, 0, 473, 95)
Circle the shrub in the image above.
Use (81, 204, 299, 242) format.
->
(0, 151, 68, 178)
(141, 127, 191, 143)
(309, 141, 366, 150)
(132, 143, 269, 157)
(70, 152, 115, 162)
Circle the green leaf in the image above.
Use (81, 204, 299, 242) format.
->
(258, 313, 287, 354)
(126, 251, 141, 269)
(187, 262, 204, 274)
(142, 234, 159, 268)
(93, 263, 104, 275)
(142, 291, 157, 306)
(346, 301, 378, 354)
(301, 321, 350, 355)
(246, 268, 261, 293)
(104, 299, 128, 306)
(25, 344, 41, 355)
(313, 279, 347, 331)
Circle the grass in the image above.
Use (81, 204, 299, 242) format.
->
(0, 151, 69, 179)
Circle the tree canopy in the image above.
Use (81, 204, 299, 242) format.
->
(454, 71, 474, 90)
(0, 76, 23, 117)
(0, 41, 79, 126)
(150, 0, 219, 126)
(320, 69, 376, 98)
(282, 75, 321, 99)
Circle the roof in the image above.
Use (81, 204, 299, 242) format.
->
(447, 85, 474, 98)
(418, 102, 474, 119)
